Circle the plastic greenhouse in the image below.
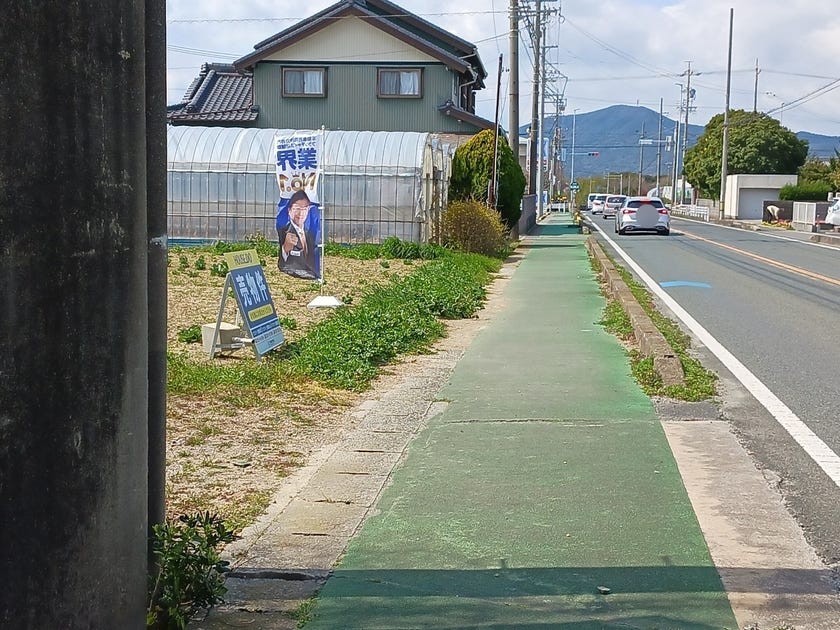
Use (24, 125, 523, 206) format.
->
(167, 126, 454, 244)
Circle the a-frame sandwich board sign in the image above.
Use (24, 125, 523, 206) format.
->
(207, 249, 284, 359)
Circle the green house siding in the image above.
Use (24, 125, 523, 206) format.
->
(253, 62, 481, 133)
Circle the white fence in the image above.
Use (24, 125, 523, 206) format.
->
(672, 204, 710, 221)
(792, 202, 817, 225)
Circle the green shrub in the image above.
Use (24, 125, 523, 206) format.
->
(441, 200, 508, 257)
(147, 512, 236, 629)
(176, 325, 202, 344)
(448, 129, 526, 227)
(209, 261, 229, 278)
(245, 232, 279, 257)
(779, 182, 833, 201)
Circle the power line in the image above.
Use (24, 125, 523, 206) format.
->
(766, 77, 840, 115)
(167, 10, 508, 24)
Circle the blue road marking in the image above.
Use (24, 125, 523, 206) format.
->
(660, 281, 712, 288)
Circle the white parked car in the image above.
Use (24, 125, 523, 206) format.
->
(614, 196, 671, 236)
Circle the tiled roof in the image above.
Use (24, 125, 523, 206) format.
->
(234, 0, 481, 83)
(167, 64, 258, 124)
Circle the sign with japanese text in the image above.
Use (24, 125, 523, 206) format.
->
(223, 249, 284, 356)
(274, 130, 324, 281)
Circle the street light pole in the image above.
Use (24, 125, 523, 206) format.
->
(720, 8, 734, 220)
(765, 91, 785, 125)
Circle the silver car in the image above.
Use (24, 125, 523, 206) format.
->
(614, 196, 670, 235)
(602, 195, 627, 219)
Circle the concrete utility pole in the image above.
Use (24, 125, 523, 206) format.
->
(672, 83, 683, 202)
(638, 121, 646, 196)
(508, 0, 519, 164)
(536, 17, 547, 214)
(681, 62, 694, 205)
(656, 98, 664, 193)
(528, 0, 542, 195)
(0, 4, 167, 627)
(570, 108, 578, 207)
(491, 53, 503, 208)
(719, 8, 734, 219)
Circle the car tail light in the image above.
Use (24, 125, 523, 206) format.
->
(658, 208, 669, 215)
(622, 208, 634, 214)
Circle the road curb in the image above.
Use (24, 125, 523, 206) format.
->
(584, 235, 685, 387)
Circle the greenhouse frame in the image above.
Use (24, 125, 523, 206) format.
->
(167, 126, 457, 244)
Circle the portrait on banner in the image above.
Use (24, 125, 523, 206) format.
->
(274, 131, 323, 280)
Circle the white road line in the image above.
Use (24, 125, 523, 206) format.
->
(676, 216, 840, 251)
(589, 219, 840, 487)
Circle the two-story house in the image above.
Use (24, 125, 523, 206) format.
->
(167, 0, 494, 135)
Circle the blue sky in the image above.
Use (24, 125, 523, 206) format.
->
(166, 0, 840, 137)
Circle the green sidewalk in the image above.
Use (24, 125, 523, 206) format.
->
(306, 215, 737, 629)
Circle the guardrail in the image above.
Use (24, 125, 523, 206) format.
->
(671, 204, 710, 221)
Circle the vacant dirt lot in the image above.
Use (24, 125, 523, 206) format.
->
(165, 247, 425, 531)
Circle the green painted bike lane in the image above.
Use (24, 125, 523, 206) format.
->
(306, 218, 737, 629)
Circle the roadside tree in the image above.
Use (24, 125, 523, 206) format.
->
(683, 110, 808, 199)
(798, 152, 840, 189)
(448, 129, 526, 227)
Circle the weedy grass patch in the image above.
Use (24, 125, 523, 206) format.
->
(592, 246, 718, 402)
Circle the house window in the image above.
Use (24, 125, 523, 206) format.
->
(377, 68, 422, 98)
(282, 68, 326, 97)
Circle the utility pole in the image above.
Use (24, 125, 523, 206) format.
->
(681, 62, 694, 206)
(1, 4, 166, 626)
(753, 57, 760, 113)
(536, 15, 547, 214)
(656, 97, 663, 193)
(527, 0, 541, 195)
(638, 121, 645, 196)
(570, 108, 577, 207)
(673, 83, 683, 203)
(508, 0, 519, 167)
(490, 53, 503, 208)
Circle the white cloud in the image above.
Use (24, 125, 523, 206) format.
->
(166, 0, 840, 137)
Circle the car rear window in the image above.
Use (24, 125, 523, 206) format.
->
(627, 199, 664, 209)
(607, 196, 624, 203)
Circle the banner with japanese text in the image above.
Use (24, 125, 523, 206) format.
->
(223, 249, 284, 356)
(274, 130, 323, 280)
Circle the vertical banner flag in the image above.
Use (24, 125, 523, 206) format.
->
(274, 131, 323, 280)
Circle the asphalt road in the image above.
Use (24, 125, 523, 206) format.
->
(590, 214, 840, 565)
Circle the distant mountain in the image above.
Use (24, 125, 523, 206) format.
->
(796, 132, 840, 159)
(520, 105, 840, 180)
